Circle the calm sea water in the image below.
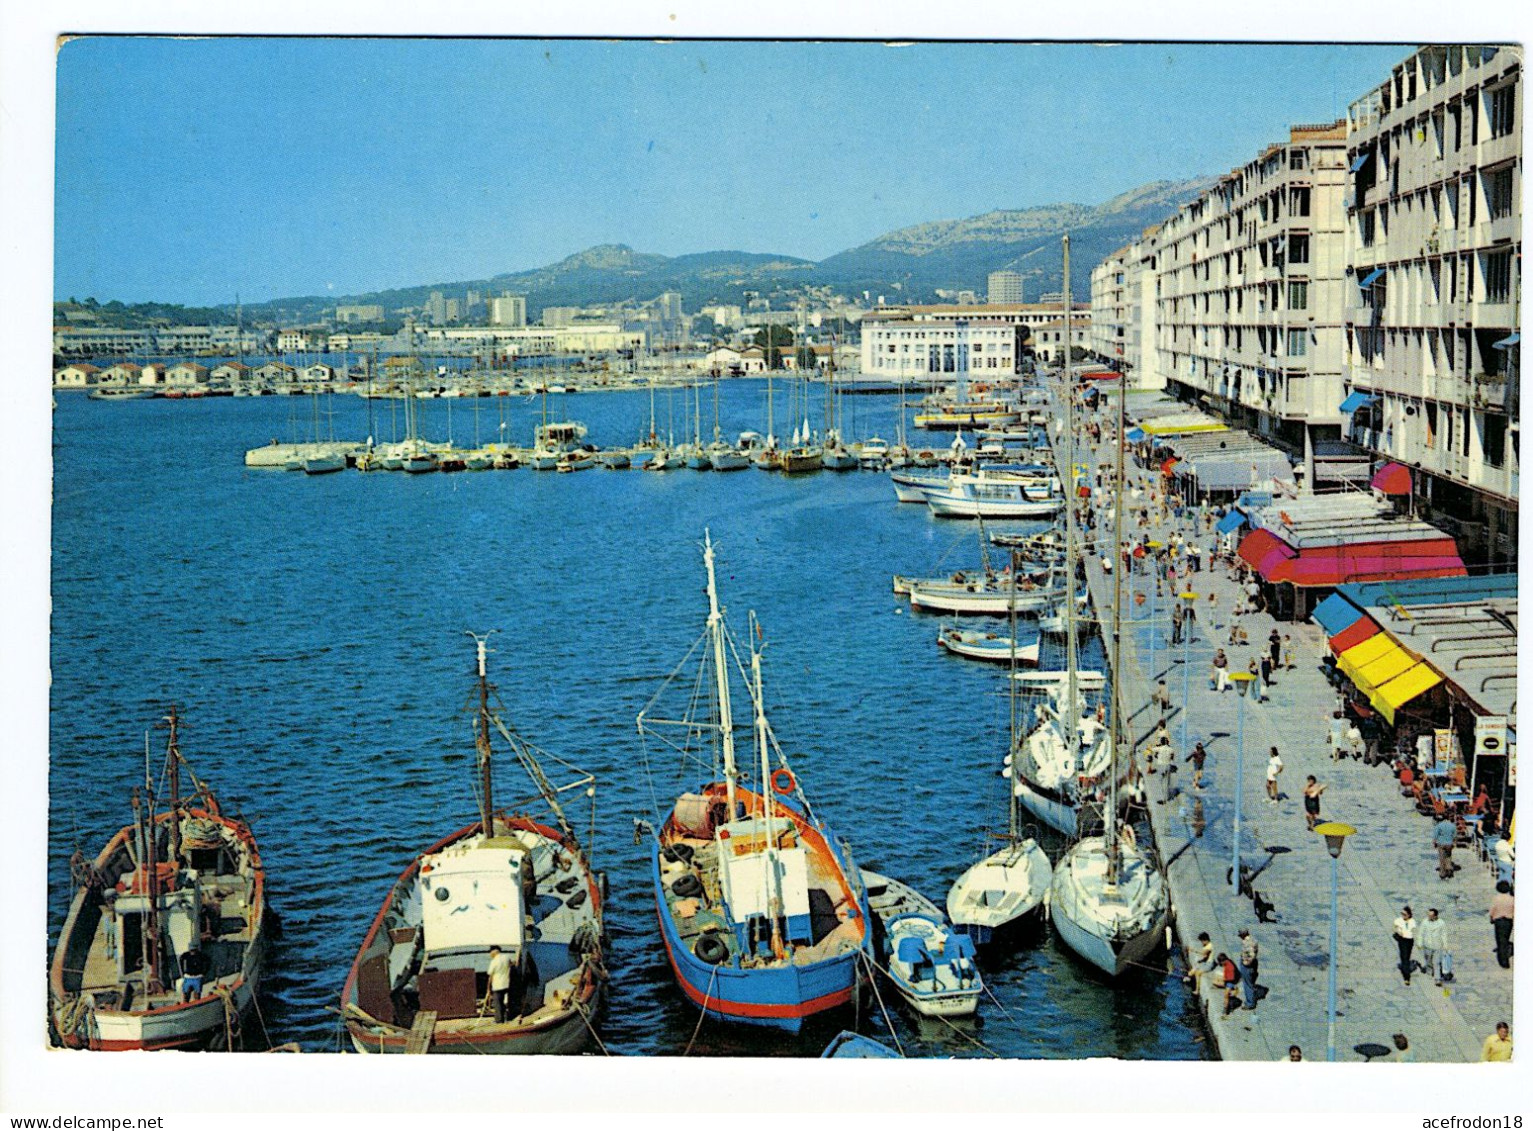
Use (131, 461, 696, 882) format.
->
(48, 382, 1206, 1059)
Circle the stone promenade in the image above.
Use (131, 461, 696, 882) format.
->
(1058, 405, 1512, 1062)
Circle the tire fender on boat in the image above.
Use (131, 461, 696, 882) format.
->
(693, 933, 729, 965)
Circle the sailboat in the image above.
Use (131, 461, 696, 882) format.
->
(1010, 237, 1111, 839)
(1045, 232, 1168, 978)
(302, 387, 347, 474)
(341, 634, 606, 1053)
(705, 371, 749, 470)
(946, 559, 1053, 944)
(49, 708, 269, 1050)
(753, 366, 783, 471)
(681, 377, 712, 469)
(637, 532, 871, 1031)
(820, 347, 858, 471)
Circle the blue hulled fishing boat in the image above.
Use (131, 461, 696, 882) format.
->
(637, 533, 872, 1031)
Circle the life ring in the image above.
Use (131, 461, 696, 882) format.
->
(694, 933, 729, 965)
(771, 768, 796, 795)
(671, 873, 703, 899)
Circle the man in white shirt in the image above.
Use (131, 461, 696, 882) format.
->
(1266, 747, 1284, 802)
(1416, 908, 1450, 985)
(487, 945, 515, 1023)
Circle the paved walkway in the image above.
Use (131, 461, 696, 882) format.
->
(1053, 407, 1512, 1063)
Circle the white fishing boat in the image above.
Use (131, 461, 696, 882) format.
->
(1044, 233, 1168, 978)
(936, 626, 1040, 666)
(706, 441, 749, 471)
(341, 635, 606, 1053)
(861, 870, 981, 1018)
(49, 709, 269, 1050)
(907, 572, 1065, 616)
(556, 449, 597, 473)
(856, 437, 890, 468)
(644, 447, 684, 471)
(926, 479, 1064, 520)
(891, 469, 946, 504)
(530, 420, 587, 470)
(303, 453, 347, 475)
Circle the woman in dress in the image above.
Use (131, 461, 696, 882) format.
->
(1303, 775, 1328, 831)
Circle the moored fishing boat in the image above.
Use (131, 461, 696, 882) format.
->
(49, 708, 268, 1051)
(303, 453, 347, 475)
(637, 533, 872, 1031)
(341, 635, 605, 1054)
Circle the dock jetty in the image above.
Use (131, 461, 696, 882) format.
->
(1057, 388, 1510, 1063)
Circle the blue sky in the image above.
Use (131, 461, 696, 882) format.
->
(54, 38, 1410, 306)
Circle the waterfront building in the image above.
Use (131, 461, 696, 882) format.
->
(211, 361, 253, 393)
(53, 362, 100, 389)
(1030, 317, 1093, 364)
(138, 363, 168, 388)
(859, 302, 1087, 379)
(1341, 45, 1521, 568)
(53, 324, 257, 357)
(96, 362, 141, 388)
(988, 270, 1025, 304)
(254, 361, 297, 390)
(702, 346, 744, 374)
(164, 362, 210, 389)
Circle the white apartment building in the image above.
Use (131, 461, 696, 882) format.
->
(1134, 121, 1352, 481)
(415, 324, 644, 356)
(988, 270, 1024, 304)
(1341, 44, 1520, 566)
(488, 295, 527, 327)
(53, 324, 260, 356)
(335, 304, 384, 323)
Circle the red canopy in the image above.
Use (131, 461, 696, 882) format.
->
(1370, 462, 1412, 495)
(1077, 369, 1120, 381)
(1237, 528, 1467, 588)
(1329, 617, 1380, 655)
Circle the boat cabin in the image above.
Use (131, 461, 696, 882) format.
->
(715, 818, 814, 953)
(410, 838, 535, 1019)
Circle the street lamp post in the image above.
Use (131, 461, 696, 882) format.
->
(1179, 591, 1198, 759)
(1315, 821, 1356, 1062)
(1228, 671, 1256, 894)
(1145, 540, 1163, 686)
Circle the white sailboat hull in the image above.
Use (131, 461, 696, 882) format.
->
(946, 841, 1053, 943)
(1048, 838, 1168, 978)
(1013, 778, 1084, 838)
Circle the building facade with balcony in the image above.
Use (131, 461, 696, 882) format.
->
(1341, 44, 1520, 567)
(1144, 121, 1352, 482)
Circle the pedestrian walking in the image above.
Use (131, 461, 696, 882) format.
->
(1346, 720, 1365, 761)
(1237, 928, 1260, 1010)
(1481, 1022, 1513, 1062)
(1259, 652, 1274, 696)
(1210, 648, 1229, 693)
(1327, 713, 1347, 762)
(1248, 657, 1265, 702)
(1393, 906, 1418, 985)
(1268, 628, 1282, 671)
(1265, 747, 1283, 802)
(1489, 881, 1514, 969)
(1302, 775, 1327, 831)
(1154, 678, 1171, 713)
(487, 945, 515, 1023)
(1283, 634, 1295, 670)
(1186, 741, 1208, 790)
(1171, 602, 1184, 645)
(1417, 907, 1449, 985)
(1433, 813, 1458, 879)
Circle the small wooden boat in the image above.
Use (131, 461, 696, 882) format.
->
(341, 636, 605, 1054)
(936, 626, 1040, 666)
(50, 708, 268, 1050)
(556, 450, 597, 473)
(821, 1030, 900, 1058)
(861, 870, 982, 1018)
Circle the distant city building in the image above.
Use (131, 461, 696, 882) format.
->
(489, 294, 527, 327)
(53, 324, 259, 357)
(656, 292, 684, 321)
(425, 291, 449, 325)
(335, 304, 384, 324)
(988, 271, 1025, 304)
(1342, 44, 1520, 566)
(955, 290, 979, 305)
(542, 306, 580, 328)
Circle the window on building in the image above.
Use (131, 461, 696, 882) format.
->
(943, 345, 955, 372)
(1289, 149, 1307, 171)
(1291, 186, 1311, 217)
(1487, 165, 1514, 219)
(1289, 234, 1310, 265)
(1360, 210, 1376, 247)
(1485, 249, 1513, 304)
(1484, 413, 1507, 468)
(1488, 83, 1516, 138)
(1288, 280, 1309, 311)
(1287, 328, 1308, 357)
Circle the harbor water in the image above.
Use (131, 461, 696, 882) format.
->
(48, 383, 1206, 1058)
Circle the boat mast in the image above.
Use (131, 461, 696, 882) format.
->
(750, 626, 784, 957)
(137, 733, 164, 994)
(472, 633, 495, 835)
(164, 706, 183, 864)
(1062, 235, 1080, 737)
(1007, 549, 1020, 843)
(1106, 304, 1130, 877)
(702, 532, 740, 816)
